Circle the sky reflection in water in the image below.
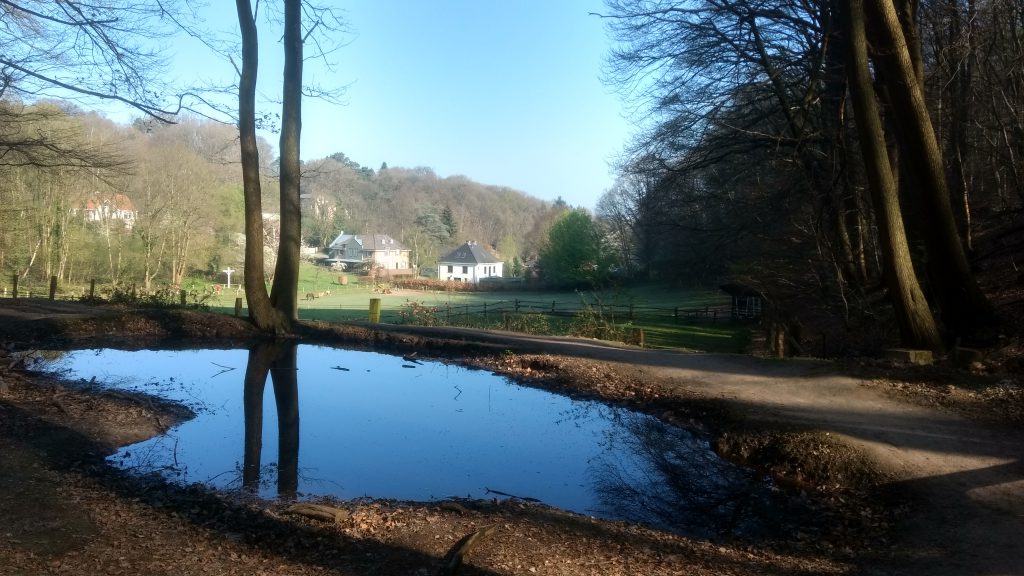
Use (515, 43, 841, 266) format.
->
(52, 345, 784, 537)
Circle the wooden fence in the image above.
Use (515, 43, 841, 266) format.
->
(323, 297, 743, 328)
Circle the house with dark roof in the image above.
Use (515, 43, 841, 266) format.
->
(438, 241, 503, 284)
(326, 232, 411, 271)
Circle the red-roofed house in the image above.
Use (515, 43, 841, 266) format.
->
(80, 194, 137, 230)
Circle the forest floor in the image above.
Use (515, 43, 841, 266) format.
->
(0, 298, 1022, 576)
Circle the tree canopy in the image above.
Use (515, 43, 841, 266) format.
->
(538, 208, 611, 288)
(602, 0, 1018, 353)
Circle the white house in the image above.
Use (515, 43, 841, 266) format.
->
(326, 232, 411, 271)
(78, 194, 137, 230)
(438, 241, 503, 284)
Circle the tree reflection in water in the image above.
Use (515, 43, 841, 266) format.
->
(242, 341, 300, 500)
(591, 413, 802, 540)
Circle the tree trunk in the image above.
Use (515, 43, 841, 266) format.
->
(866, 0, 994, 336)
(946, 0, 976, 252)
(236, 0, 287, 332)
(269, 0, 303, 322)
(845, 0, 943, 352)
(270, 342, 299, 499)
(242, 342, 271, 492)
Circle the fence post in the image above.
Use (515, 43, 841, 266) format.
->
(369, 298, 382, 323)
(515, 298, 520, 313)
(49, 276, 57, 300)
(89, 279, 96, 299)
(12, 275, 18, 299)
(234, 297, 243, 317)
(629, 303, 635, 321)
(180, 289, 187, 306)
(483, 302, 487, 321)
(551, 300, 556, 313)
(713, 309, 718, 322)
(445, 302, 451, 324)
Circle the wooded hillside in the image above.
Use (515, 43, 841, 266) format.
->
(0, 102, 553, 290)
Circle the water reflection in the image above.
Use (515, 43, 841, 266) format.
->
(243, 341, 300, 499)
(49, 345, 799, 538)
(591, 414, 800, 539)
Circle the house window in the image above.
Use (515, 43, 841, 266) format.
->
(462, 266, 468, 274)
(447, 265, 453, 273)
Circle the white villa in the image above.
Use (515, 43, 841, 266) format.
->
(438, 241, 503, 284)
(78, 194, 137, 230)
(326, 232, 411, 271)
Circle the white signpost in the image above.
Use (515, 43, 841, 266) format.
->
(223, 267, 235, 289)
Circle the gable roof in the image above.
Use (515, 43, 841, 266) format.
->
(84, 193, 135, 212)
(329, 232, 408, 251)
(328, 232, 355, 249)
(439, 241, 501, 265)
(355, 234, 408, 251)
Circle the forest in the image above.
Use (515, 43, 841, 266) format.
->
(594, 0, 1024, 355)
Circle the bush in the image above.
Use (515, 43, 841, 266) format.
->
(96, 283, 212, 310)
(499, 313, 552, 335)
(568, 302, 630, 342)
(392, 277, 478, 292)
(397, 301, 441, 325)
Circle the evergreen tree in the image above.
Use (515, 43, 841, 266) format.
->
(441, 205, 458, 241)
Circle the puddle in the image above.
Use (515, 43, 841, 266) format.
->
(47, 344, 798, 538)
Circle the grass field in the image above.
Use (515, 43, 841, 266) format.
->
(208, 263, 751, 353)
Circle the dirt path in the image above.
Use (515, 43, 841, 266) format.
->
(385, 324, 1024, 576)
(1, 299, 1022, 575)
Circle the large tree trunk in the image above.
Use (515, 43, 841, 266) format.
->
(270, 342, 300, 499)
(242, 340, 299, 496)
(866, 0, 994, 336)
(269, 0, 303, 322)
(236, 0, 287, 332)
(845, 0, 943, 352)
(242, 342, 271, 492)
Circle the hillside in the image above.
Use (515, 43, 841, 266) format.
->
(300, 153, 555, 264)
(0, 106, 558, 288)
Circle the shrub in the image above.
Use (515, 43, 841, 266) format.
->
(397, 301, 441, 326)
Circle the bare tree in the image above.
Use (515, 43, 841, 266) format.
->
(233, 0, 348, 331)
(863, 0, 994, 335)
(0, 1, 201, 118)
(844, 0, 942, 350)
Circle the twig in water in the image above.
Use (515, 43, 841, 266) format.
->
(484, 487, 541, 503)
(210, 362, 236, 378)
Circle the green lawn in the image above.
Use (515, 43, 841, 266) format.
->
(212, 264, 750, 353)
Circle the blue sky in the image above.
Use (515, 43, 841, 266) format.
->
(166, 0, 631, 209)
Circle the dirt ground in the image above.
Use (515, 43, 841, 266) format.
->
(1, 298, 1022, 576)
